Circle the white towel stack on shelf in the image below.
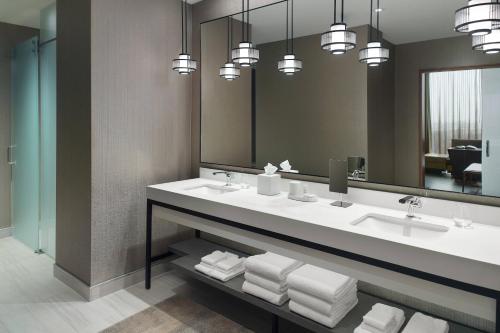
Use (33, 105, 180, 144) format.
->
(402, 312, 449, 333)
(354, 303, 405, 333)
(286, 264, 358, 328)
(242, 252, 303, 306)
(195, 250, 245, 282)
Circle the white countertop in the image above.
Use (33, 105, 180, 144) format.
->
(147, 178, 500, 292)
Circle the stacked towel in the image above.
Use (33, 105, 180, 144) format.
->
(195, 250, 245, 282)
(402, 312, 449, 333)
(242, 252, 303, 306)
(354, 303, 405, 333)
(287, 264, 358, 328)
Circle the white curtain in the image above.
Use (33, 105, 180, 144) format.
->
(427, 69, 482, 155)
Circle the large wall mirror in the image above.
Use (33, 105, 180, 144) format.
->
(200, 0, 500, 199)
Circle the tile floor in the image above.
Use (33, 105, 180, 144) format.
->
(0, 237, 185, 333)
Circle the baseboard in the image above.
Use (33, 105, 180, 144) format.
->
(54, 259, 172, 302)
(0, 227, 12, 239)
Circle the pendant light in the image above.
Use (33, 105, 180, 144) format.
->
(359, 0, 389, 67)
(172, 0, 197, 75)
(220, 16, 241, 80)
(321, 0, 357, 55)
(278, 0, 303, 75)
(473, 29, 500, 53)
(232, 0, 260, 67)
(455, 0, 500, 36)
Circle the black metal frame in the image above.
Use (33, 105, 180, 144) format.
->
(145, 198, 500, 332)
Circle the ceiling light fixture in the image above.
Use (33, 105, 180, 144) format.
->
(220, 16, 241, 80)
(472, 28, 500, 53)
(455, 0, 500, 36)
(172, 0, 197, 75)
(321, 0, 357, 55)
(232, 0, 259, 67)
(278, 0, 303, 75)
(359, 0, 389, 67)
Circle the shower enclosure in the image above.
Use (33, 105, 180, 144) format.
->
(10, 3, 56, 257)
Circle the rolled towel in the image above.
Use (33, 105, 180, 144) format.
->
(287, 264, 357, 303)
(244, 272, 288, 294)
(288, 285, 357, 316)
(215, 256, 245, 273)
(289, 296, 358, 328)
(242, 281, 289, 306)
(354, 303, 405, 333)
(402, 312, 449, 333)
(245, 252, 303, 282)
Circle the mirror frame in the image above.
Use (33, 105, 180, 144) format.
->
(195, 0, 500, 208)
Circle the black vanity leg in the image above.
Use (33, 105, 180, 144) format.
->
(496, 296, 499, 333)
(145, 199, 153, 290)
(271, 314, 279, 333)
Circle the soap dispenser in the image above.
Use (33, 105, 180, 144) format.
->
(329, 159, 352, 208)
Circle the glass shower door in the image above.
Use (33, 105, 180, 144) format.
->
(11, 37, 40, 251)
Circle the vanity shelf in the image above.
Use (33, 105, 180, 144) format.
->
(168, 238, 485, 333)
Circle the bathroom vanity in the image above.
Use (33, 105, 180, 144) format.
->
(145, 173, 500, 333)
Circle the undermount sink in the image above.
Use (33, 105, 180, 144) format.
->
(351, 213, 449, 239)
(184, 184, 240, 195)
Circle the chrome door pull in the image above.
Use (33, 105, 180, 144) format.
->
(7, 145, 15, 165)
(486, 140, 490, 158)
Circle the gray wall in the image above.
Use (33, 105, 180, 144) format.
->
(57, 0, 193, 286)
(0, 23, 39, 230)
(56, 0, 92, 284)
(394, 36, 500, 188)
(90, 0, 193, 285)
(201, 18, 252, 168)
(255, 26, 369, 176)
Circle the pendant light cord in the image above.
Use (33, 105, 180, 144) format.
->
(341, 0, 344, 22)
(227, 16, 231, 61)
(291, 0, 294, 53)
(247, 0, 250, 41)
(286, 0, 289, 53)
(334, 0, 337, 24)
(241, 0, 245, 42)
(369, 0, 373, 42)
(181, 0, 185, 53)
(377, 0, 381, 41)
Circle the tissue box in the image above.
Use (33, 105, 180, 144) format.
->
(257, 174, 281, 196)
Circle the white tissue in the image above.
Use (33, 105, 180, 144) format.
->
(280, 160, 292, 171)
(264, 163, 278, 175)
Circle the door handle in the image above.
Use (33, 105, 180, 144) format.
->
(486, 140, 490, 158)
(7, 145, 15, 165)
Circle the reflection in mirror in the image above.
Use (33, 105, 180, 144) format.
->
(201, 0, 500, 198)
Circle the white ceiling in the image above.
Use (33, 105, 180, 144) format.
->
(0, 0, 55, 28)
(238, 0, 464, 45)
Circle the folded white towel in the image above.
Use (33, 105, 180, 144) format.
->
(201, 250, 237, 266)
(402, 312, 449, 333)
(215, 256, 245, 272)
(195, 262, 245, 282)
(242, 281, 289, 306)
(287, 264, 357, 303)
(244, 272, 288, 294)
(289, 296, 358, 328)
(245, 252, 303, 282)
(288, 285, 357, 316)
(354, 303, 405, 333)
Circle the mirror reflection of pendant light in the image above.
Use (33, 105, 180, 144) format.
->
(172, 0, 197, 75)
(473, 29, 500, 53)
(220, 16, 241, 80)
(455, 0, 500, 36)
(232, 0, 259, 67)
(321, 0, 357, 55)
(278, 0, 303, 75)
(359, 0, 389, 67)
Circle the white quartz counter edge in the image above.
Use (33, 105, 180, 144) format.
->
(147, 178, 500, 292)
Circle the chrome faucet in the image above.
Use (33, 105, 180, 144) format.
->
(213, 171, 233, 186)
(399, 196, 422, 218)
